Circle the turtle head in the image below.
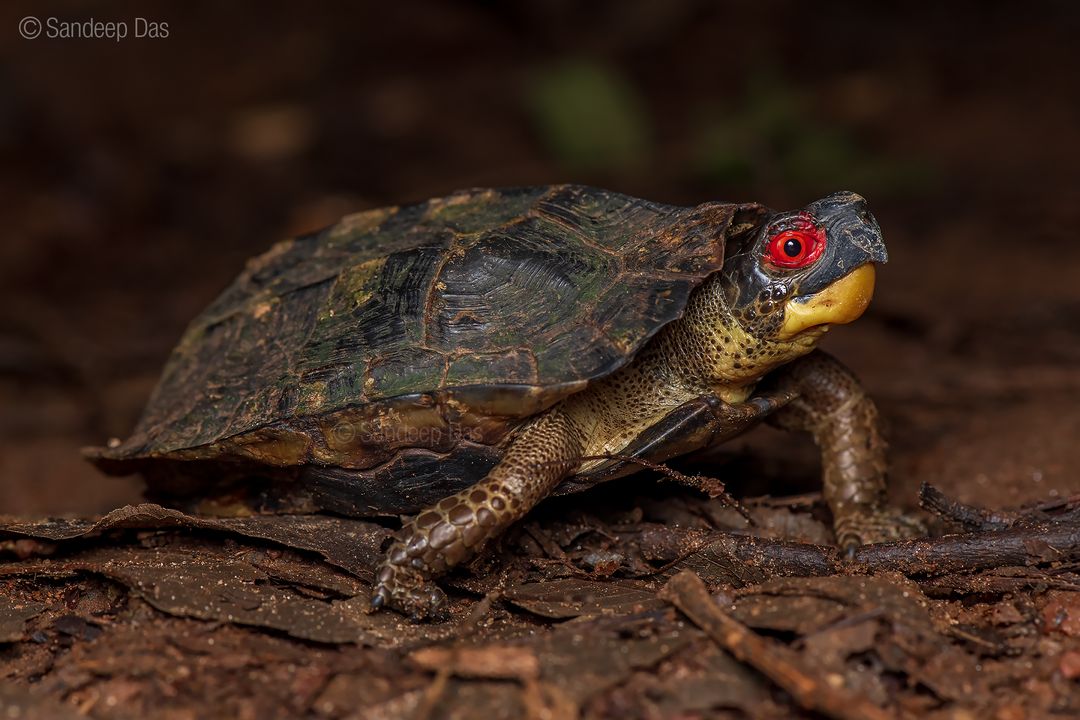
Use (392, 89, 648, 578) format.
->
(720, 191, 886, 346)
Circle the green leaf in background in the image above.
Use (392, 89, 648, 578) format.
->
(693, 70, 937, 198)
(527, 61, 650, 173)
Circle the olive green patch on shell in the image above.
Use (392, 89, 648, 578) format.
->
(444, 349, 538, 388)
(320, 257, 388, 318)
(422, 187, 546, 235)
(366, 347, 447, 401)
(327, 205, 398, 242)
(289, 377, 332, 417)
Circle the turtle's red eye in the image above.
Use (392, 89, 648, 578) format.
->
(766, 227, 825, 269)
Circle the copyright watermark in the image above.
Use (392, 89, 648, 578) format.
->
(18, 16, 169, 41)
(17, 16, 40, 39)
(329, 421, 484, 447)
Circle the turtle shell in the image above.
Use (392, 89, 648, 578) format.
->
(88, 185, 767, 513)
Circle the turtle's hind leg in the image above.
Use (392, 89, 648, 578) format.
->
(372, 408, 586, 619)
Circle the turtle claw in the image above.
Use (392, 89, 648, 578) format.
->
(836, 508, 926, 551)
(370, 560, 448, 621)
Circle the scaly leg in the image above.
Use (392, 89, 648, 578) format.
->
(371, 408, 586, 619)
(763, 350, 923, 548)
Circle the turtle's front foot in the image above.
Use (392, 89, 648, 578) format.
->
(371, 408, 584, 620)
(371, 541, 448, 621)
(369, 492, 496, 620)
(835, 508, 926, 553)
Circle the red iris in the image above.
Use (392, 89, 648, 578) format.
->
(765, 220, 825, 269)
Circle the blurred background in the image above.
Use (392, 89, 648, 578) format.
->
(1, 1, 1077, 515)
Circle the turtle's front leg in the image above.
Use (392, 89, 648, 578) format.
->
(371, 408, 586, 619)
(763, 350, 923, 549)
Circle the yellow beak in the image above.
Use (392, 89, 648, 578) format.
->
(778, 263, 876, 340)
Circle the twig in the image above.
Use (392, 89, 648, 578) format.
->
(919, 482, 1080, 532)
(659, 571, 893, 720)
(747, 492, 822, 510)
(852, 520, 1080, 574)
(555, 454, 754, 523)
(918, 483, 1011, 531)
(674, 521, 1080, 585)
(1020, 493, 1080, 518)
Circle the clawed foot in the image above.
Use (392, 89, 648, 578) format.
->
(836, 508, 926, 554)
(370, 555, 448, 621)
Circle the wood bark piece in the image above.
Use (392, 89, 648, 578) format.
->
(0, 503, 391, 580)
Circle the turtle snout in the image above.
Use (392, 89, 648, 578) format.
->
(852, 215, 887, 265)
(808, 192, 887, 266)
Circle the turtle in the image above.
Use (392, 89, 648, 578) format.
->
(88, 184, 919, 619)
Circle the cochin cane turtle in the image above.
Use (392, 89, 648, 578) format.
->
(88, 185, 920, 619)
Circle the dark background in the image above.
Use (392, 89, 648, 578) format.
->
(1, 1, 1078, 515)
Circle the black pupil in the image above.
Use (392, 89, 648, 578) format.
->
(782, 238, 802, 257)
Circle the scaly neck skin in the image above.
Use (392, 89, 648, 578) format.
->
(660, 272, 825, 400)
(561, 273, 824, 457)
